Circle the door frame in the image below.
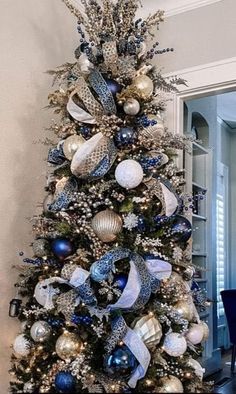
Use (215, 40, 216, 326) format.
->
(163, 56, 236, 372)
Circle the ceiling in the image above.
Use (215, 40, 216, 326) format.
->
(217, 92, 236, 129)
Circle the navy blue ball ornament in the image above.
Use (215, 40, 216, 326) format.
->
(104, 345, 138, 377)
(51, 239, 73, 260)
(114, 127, 137, 148)
(104, 78, 122, 96)
(54, 371, 76, 393)
(113, 273, 128, 291)
(170, 215, 192, 242)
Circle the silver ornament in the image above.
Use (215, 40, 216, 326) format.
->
(63, 135, 85, 160)
(163, 332, 187, 357)
(115, 159, 143, 189)
(132, 75, 154, 97)
(139, 114, 165, 140)
(200, 321, 209, 341)
(32, 239, 50, 257)
(187, 358, 205, 380)
(156, 376, 184, 393)
(123, 98, 140, 115)
(13, 334, 31, 357)
(133, 315, 162, 347)
(91, 209, 122, 242)
(174, 299, 194, 321)
(30, 321, 51, 342)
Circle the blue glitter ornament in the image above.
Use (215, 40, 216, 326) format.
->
(104, 77, 122, 96)
(114, 127, 137, 148)
(54, 371, 76, 393)
(113, 273, 128, 291)
(47, 317, 64, 328)
(71, 314, 93, 326)
(104, 345, 138, 377)
(170, 215, 192, 242)
(51, 239, 73, 260)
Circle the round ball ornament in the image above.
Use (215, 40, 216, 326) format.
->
(163, 332, 187, 357)
(113, 273, 128, 291)
(115, 159, 143, 189)
(54, 371, 76, 393)
(156, 376, 184, 393)
(132, 314, 162, 347)
(32, 238, 50, 257)
(30, 321, 51, 342)
(91, 209, 122, 242)
(55, 332, 82, 360)
(114, 127, 137, 148)
(187, 358, 205, 380)
(174, 299, 194, 321)
(104, 345, 138, 378)
(63, 135, 85, 160)
(104, 77, 122, 96)
(51, 239, 73, 260)
(186, 323, 204, 345)
(13, 334, 31, 357)
(132, 75, 154, 97)
(170, 215, 192, 242)
(123, 98, 140, 115)
(200, 321, 209, 341)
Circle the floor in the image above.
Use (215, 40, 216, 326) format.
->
(209, 350, 236, 394)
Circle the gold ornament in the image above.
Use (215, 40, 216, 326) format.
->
(132, 75, 154, 97)
(156, 376, 184, 393)
(132, 315, 162, 347)
(139, 114, 165, 140)
(186, 323, 204, 345)
(123, 98, 140, 115)
(174, 299, 194, 321)
(200, 321, 209, 341)
(63, 135, 85, 160)
(91, 209, 122, 242)
(55, 332, 82, 360)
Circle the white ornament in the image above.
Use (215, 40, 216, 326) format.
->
(23, 382, 35, 393)
(115, 159, 143, 189)
(186, 323, 204, 345)
(123, 98, 140, 115)
(163, 332, 187, 357)
(34, 277, 62, 309)
(187, 358, 205, 380)
(13, 334, 31, 357)
(123, 213, 139, 230)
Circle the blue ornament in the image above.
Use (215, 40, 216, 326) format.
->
(170, 215, 192, 242)
(104, 78, 122, 96)
(51, 239, 73, 260)
(114, 127, 137, 148)
(54, 371, 76, 393)
(137, 216, 146, 232)
(104, 345, 138, 377)
(191, 281, 200, 291)
(71, 314, 93, 326)
(113, 273, 128, 291)
(47, 317, 64, 328)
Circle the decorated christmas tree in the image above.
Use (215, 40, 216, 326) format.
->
(9, 1, 213, 393)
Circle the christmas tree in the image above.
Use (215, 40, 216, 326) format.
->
(9, 1, 213, 393)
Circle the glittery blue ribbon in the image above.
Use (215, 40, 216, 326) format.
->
(48, 177, 78, 212)
(88, 69, 117, 114)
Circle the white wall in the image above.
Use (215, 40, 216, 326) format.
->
(156, 0, 236, 73)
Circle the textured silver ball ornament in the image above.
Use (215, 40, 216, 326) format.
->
(163, 332, 187, 357)
(115, 159, 144, 189)
(186, 323, 204, 345)
(30, 321, 51, 342)
(91, 209, 123, 242)
(132, 314, 162, 347)
(123, 98, 140, 115)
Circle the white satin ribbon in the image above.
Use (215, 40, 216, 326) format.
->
(124, 327, 151, 388)
(145, 258, 172, 280)
(160, 182, 178, 217)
